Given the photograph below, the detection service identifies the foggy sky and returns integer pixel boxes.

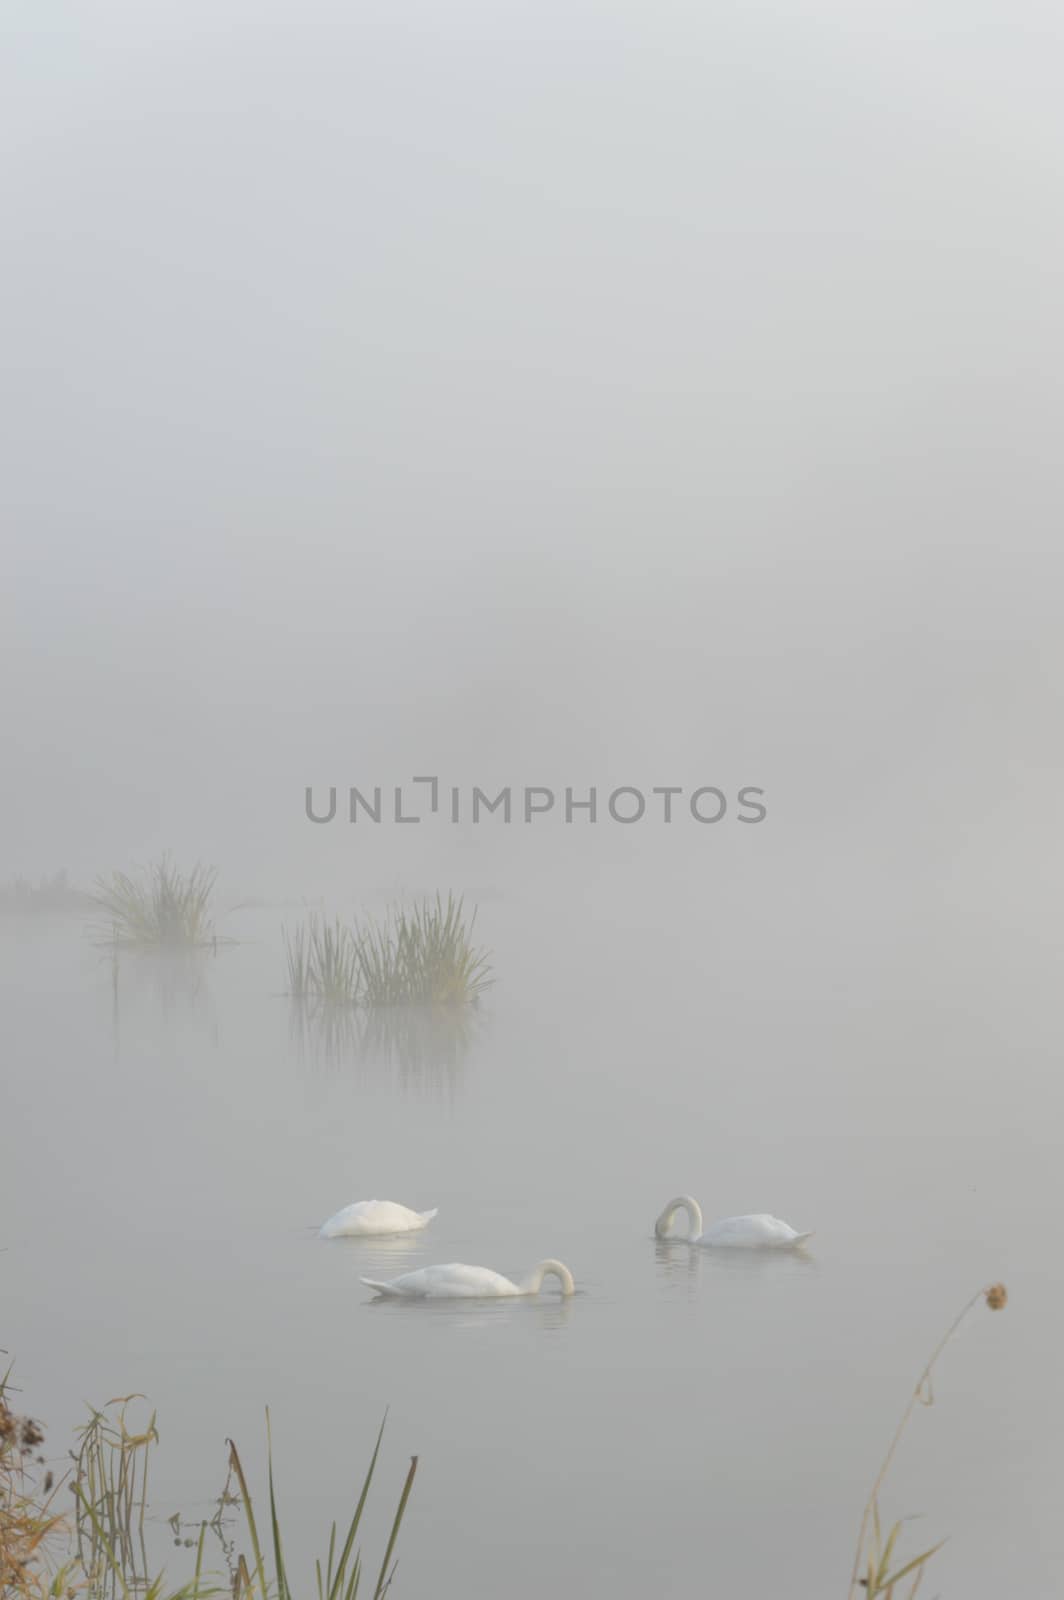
[3,0,1062,909]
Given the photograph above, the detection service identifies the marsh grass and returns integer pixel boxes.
[848,1282,1009,1597]
[2,1377,416,1600]
[92,858,218,949]
[284,920,359,1004]
[71,1395,158,1597]
[229,1413,416,1600]
[358,897,492,1007]
[283,895,492,1011]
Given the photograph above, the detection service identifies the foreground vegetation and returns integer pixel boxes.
[3,1281,1006,1597]
[849,1281,1008,1597]
[284,894,492,1009]
[1,1377,415,1600]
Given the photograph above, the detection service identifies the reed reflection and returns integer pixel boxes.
[288,997,482,1096]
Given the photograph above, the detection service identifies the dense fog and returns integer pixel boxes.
[4,0,1061,913]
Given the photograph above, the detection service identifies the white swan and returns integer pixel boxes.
[319,1200,438,1239]
[654,1195,813,1249]
[361,1259,575,1299]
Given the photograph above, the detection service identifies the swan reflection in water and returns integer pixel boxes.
[365,1285,576,1334]
[654,1236,817,1274]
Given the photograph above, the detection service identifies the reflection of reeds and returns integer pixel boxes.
[93,857,217,949]
[288,996,363,1066]
[848,1282,1009,1598]
[358,1004,480,1093]
[289,998,480,1093]
[283,895,492,1009]
[107,943,217,1061]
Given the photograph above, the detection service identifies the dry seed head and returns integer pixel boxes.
[985,1282,1008,1310]
[19,1419,44,1449]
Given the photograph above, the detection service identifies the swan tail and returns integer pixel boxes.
[419,1208,439,1224]
[360,1277,400,1297]
[791,1231,815,1247]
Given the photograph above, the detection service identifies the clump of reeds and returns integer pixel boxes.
[71,1394,159,1597]
[359,896,493,1007]
[284,917,359,1004]
[849,1282,1009,1597]
[284,895,492,1010]
[93,857,217,948]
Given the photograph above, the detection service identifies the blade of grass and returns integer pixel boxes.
[226,1440,267,1600]
[326,1414,388,1600]
[371,1455,417,1600]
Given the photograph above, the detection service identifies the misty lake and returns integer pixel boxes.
[5,1,1063,1593]
[2,873,1056,1597]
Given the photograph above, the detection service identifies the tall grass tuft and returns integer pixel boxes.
[93,857,217,948]
[283,922,313,1000]
[308,919,360,1005]
[71,1394,159,1597]
[358,896,493,1007]
[281,896,489,1004]
[229,1412,416,1600]
[284,919,360,1004]
[284,895,492,1010]
[848,1281,1009,1598]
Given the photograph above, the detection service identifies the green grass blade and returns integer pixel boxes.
[372,1454,418,1600]
[227,1438,268,1600]
[326,1414,388,1600]
[880,1538,948,1590]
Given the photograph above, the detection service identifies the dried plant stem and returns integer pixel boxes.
[847,1285,997,1598]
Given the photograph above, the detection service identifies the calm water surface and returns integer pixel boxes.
[2,883,1058,1596]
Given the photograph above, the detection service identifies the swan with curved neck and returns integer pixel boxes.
[361,1259,576,1299]
[655,1195,813,1249]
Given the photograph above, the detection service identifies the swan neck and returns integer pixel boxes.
[522,1259,575,1296]
[656,1195,704,1239]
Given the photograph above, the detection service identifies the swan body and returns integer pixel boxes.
[654,1195,812,1249]
[319,1200,438,1239]
[361,1259,575,1299]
